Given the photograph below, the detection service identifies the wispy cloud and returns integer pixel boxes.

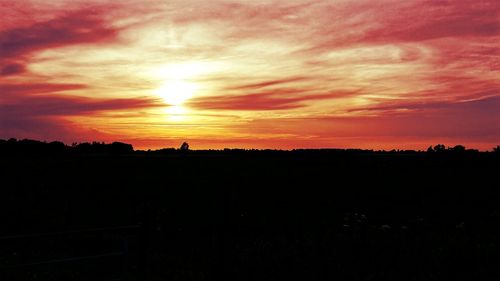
[225,77,308,91]
[0,5,122,77]
[189,89,359,111]
[0,83,86,96]
[0,11,118,58]
[0,95,162,117]
[0,94,163,142]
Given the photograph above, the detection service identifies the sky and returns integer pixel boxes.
[1,0,499,150]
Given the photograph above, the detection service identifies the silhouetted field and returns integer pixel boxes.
[1,139,500,281]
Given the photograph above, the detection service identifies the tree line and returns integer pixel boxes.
[1,138,499,155]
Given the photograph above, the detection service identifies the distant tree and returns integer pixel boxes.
[467,148,480,154]
[494,146,500,153]
[427,146,435,153]
[110,142,134,153]
[74,142,91,153]
[180,142,190,151]
[433,144,446,152]
[450,145,466,153]
[157,148,176,154]
[48,141,66,153]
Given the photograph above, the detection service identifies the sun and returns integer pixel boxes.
[151,61,218,121]
[156,79,198,106]
[152,61,211,107]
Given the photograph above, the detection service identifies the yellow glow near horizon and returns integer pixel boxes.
[164,104,189,122]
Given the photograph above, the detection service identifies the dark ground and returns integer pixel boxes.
[1,140,500,280]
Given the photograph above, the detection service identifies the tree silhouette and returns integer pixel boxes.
[180,142,190,151]
[451,145,466,152]
[494,146,500,153]
[433,144,446,152]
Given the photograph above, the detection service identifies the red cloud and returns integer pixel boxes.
[0,93,163,143]
[0,63,25,76]
[298,0,500,55]
[0,94,162,117]
[375,0,500,42]
[0,14,116,58]
[0,83,87,96]
[0,5,122,76]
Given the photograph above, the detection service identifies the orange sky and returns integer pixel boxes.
[1,0,499,150]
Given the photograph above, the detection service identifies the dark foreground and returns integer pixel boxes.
[1,143,500,280]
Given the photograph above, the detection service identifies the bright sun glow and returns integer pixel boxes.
[156,79,198,106]
[152,61,214,121]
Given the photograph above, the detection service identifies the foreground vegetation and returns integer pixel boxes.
[1,139,500,280]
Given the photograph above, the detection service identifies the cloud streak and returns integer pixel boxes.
[0,83,86,96]
[0,94,163,143]
[189,88,359,111]
[0,4,122,78]
[0,95,162,117]
[0,12,117,59]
